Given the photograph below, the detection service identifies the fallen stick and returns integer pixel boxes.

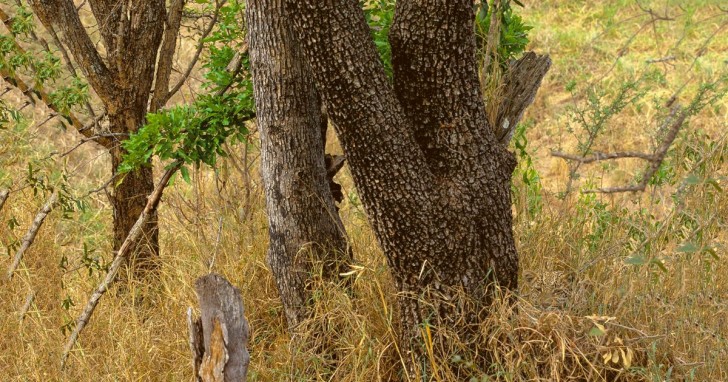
[19,290,36,322]
[60,161,182,369]
[7,191,59,281]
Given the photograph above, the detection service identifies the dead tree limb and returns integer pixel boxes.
[60,160,183,369]
[552,105,688,194]
[19,290,36,322]
[188,273,250,382]
[7,191,59,281]
[495,52,552,144]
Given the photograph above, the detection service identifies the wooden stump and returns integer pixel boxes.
[188,273,250,382]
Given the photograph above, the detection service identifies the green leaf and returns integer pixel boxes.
[625,255,646,266]
[676,242,699,253]
[589,325,606,336]
[180,165,191,184]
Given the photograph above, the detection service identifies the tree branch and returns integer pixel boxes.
[28,0,117,102]
[553,106,688,194]
[0,6,104,134]
[164,0,224,106]
[0,189,9,213]
[0,66,112,147]
[60,160,182,369]
[6,191,59,281]
[151,0,185,112]
[495,52,552,144]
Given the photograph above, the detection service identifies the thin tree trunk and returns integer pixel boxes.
[246,0,350,329]
[28,0,168,279]
[110,142,158,273]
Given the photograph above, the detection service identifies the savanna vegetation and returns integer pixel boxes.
[0,0,726,381]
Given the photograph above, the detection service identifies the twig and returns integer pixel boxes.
[7,191,59,280]
[551,150,655,163]
[646,55,676,64]
[552,105,689,194]
[60,160,183,369]
[164,0,225,106]
[19,290,36,322]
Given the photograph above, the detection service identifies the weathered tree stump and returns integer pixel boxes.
[188,273,250,382]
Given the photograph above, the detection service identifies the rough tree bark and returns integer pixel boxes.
[27,0,185,275]
[276,0,548,369]
[246,0,350,329]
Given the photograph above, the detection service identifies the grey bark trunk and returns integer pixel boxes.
[246,0,350,329]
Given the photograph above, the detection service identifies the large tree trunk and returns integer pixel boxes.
[29,0,171,278]
[282,0,547,371]
[246,0,350,329]
[110,139,158,273]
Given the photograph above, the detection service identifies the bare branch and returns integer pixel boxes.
[61,160,183,369]
[495,52,552,144]
[151,0,186,112]
[27,0,118,101]
[7,191,59,280]
[556,106,689,194]
[647,55,676,64]
[19,290,36,322]
[164,0,224,105]
[551,150,655,164]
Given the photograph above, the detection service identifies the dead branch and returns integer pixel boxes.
[553,106,688,194]
[496,52,552,144]
[60,160,183,369]
[151,0,186,112]
[164,0,225,106]
[551,150,655,163]
[6,191,59,280]
[19,290,36,322]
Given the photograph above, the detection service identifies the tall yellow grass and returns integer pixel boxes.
[1,0,726,380]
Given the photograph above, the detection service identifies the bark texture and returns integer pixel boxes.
[189,274,251,382]
[27,0,182,275]
[281,0,547,367]
[246,0,350,329]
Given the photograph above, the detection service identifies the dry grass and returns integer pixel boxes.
[1,0,727,381]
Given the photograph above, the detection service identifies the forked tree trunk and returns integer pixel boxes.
[280,0,548,370]
[28,0,177,277]
[246,0,350,329]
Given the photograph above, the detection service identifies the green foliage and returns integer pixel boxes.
[475,0,532,69]
[511,119,542,218]
[363,0,395,78]
[120,91,254,175]
[120,0,254,179]
[49,76,89,115]
[8,5,34,37]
